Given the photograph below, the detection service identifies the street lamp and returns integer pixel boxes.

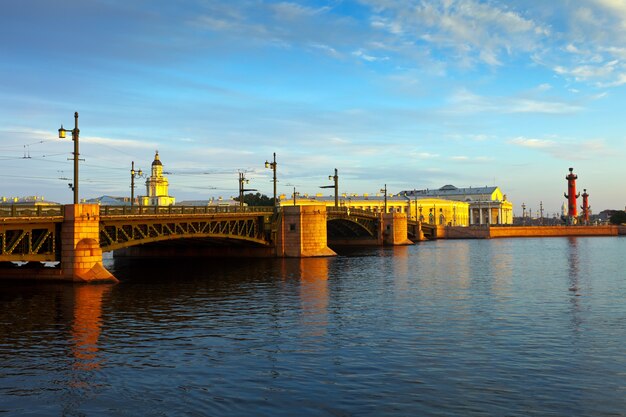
[58,112,80,204]
[320,168,339,208]
[292,187,300,206]
[380,184,387,213]
[238,172,257,209]
[130,161,144,207]
[264,153,277,212]
[522,202,526,225]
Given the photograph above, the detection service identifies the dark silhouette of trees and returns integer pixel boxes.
[234,192,273,207]
[609,211,626,224]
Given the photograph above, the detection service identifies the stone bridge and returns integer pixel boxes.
[1,204,413,283]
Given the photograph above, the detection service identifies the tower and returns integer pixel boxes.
[564,167,580,224]
[141,151,175,206]
[581,189,590,225]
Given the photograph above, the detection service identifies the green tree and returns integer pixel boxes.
[609,211,626,224]
[234,192,274,207]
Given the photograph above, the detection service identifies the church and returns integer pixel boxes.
[140,151,175,206]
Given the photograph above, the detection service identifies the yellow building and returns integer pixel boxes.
[279,184,513,226]
[140,151,175,206]
[402,185,513,225]
[279,193,471,226]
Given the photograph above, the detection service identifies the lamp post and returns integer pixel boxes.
[58,112,80,204]
[293,187,300,206]
[264,153,277,212]
[238,172,257,209]
[539,201,544,225]
[380,184,387,213]
[330,168,338,208]
[130,161,143,207]
[320,168,339,208]
[522,202,526,225]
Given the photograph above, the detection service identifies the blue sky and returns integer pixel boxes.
[1,0,625,215]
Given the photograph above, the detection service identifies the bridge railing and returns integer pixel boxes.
[0,205,64,218]
[99,205,275,216]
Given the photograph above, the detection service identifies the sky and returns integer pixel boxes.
[1,0,625,215]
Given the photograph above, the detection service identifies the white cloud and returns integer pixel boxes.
[509,135,610,160]
[361,0,548,67]
[444,88,582,115]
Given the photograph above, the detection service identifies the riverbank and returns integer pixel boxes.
[439,224,625,239]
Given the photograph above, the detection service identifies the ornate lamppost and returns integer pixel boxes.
[320,168,339,208]
[380,184,387,213]
[238,172,257,209]
[58,112,80,204]
[264,153,277,212]
[130,161,144,207]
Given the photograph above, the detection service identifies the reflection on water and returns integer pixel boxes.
[295,258,329,337]
[2,237,626,416]
[71,285,109,372]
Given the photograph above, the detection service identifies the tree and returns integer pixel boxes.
[233,192,273,207]
[609,211,626,224]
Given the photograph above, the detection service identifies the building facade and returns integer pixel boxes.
[140,151,175,206]
[279,193,471,226]
[402,185,513,225]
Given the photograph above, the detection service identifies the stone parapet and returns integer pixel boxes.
[444,225,619,239]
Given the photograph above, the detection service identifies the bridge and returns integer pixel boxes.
[0,204,414,283]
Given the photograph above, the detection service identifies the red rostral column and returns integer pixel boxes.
[581,189,590,224]
[564,167,580,224]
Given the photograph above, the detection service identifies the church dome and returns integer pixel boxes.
[152,151,162,166]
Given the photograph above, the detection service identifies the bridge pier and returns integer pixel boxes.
[380,213,414,246]
[277,206,336,257]
[60,204,117,283]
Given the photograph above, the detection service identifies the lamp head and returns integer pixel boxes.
[265,161,270,169]
[58,126,66,139]
[138,169,143,176]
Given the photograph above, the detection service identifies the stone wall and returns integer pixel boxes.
[61,204,117,282]
[381,213,413,245]
[277,205,336,257]
[444,225,619,239]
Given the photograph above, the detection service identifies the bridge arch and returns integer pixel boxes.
[99,215,271,252]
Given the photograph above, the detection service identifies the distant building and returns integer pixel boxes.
[139,151,175,206]
[176,198,241,207]
[400,185,514,225]
[85,196,130,206]
[278,192,471,226]
[0,196,58,205]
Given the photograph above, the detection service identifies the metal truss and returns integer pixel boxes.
[99,214,272,251]
[327,207,378,237]
[0,221,59,261]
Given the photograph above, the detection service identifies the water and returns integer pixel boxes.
[1,237,626,416]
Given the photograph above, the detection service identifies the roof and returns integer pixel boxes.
[152,151,162,166]
[401,185,499,198]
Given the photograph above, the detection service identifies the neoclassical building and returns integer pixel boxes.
[279,193,471,226]
[140,151,175,206]
[402,185,513,225]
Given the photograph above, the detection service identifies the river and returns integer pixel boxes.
[1,237,625,416]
